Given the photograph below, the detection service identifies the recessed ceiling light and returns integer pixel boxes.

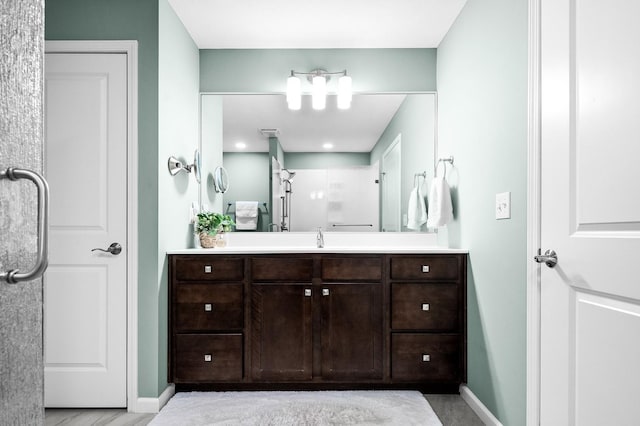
[235,142,247,149]
[322,143,334,149]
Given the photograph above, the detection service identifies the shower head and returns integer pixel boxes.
[281,169,296,183]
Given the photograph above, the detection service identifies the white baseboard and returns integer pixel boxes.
[460,384,503,426]
[132,384,175,414]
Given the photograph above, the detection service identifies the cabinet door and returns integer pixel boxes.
[320,283,383,380]
[251,283,313,380]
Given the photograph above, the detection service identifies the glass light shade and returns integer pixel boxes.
[337,75,352,109]
[286,75,301,110]
[312,75,327,110]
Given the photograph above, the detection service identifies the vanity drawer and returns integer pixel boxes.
[321,257,382,281]
[175,284,243,331]
[390,256,460,281]
[251,257,313,281]
[391,283,458,330]
[174,256,244,281]
[174,334,243,382]
[391,334,460,381]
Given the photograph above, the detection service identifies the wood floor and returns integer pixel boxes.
[45,394,484,426]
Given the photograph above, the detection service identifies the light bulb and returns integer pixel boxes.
[286,74,301,110]
[337,74,352,109]
[312,75,327,110]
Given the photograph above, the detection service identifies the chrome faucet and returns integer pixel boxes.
[316,227,324,248]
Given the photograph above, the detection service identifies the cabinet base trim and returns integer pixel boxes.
[459,384,503,426]
[133,384,175,413]
[175,383,461,393]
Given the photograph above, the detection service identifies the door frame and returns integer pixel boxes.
[44,40,139,412]
[526,0,542,425]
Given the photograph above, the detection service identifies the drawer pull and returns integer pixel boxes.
[204,303,213,312]
[204,354,213,362]
[422,265,430,273]
[422,354,431,362]
[322,288,330,296]
[421,303,430,311]
[204,265,212,273]
[304,289,312,297]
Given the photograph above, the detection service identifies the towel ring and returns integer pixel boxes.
[413,171,427,187]
[436,156,454,178]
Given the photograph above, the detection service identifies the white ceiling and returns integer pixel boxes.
[168,0,467,49]
[170,0,466,153]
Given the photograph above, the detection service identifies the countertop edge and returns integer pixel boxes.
[167,247,469,254]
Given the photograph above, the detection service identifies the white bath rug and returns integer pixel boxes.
[150,390,442,426]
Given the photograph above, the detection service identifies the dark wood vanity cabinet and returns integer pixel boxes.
[389,255,466,387]
[250,256,382,382]
[168,252,466,392]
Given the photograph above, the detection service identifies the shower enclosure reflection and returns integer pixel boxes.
[272,159,379,232]
[278,167,295,231]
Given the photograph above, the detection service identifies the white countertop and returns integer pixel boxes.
[167,232,468,255]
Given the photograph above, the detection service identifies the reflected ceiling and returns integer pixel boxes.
[220,94,407,153]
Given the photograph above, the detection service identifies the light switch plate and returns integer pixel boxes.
[496,192,511,219]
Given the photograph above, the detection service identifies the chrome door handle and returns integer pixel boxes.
[534,249,557,268]
[0,168,50,283]
[92,242,122,255]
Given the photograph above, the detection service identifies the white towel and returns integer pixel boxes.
[426,176,453,228]
[407,186,427,230]
[235,201,259,230]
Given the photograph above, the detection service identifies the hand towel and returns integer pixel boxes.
[426,176,453,228]
[407,186,428,230]
[235,201,259,230]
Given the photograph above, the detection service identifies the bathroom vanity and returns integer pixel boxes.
[167,242,466,393]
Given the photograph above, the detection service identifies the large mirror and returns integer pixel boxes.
[200,92,436,232]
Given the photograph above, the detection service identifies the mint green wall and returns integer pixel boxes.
[371,94,436,232]
[222,153,270,231]
[437,0,528,424]
[158,0,199,395]
[45,0,162,398]
[200,49,436,93]
[284,152,370,169]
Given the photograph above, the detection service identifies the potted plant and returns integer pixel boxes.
[195,211,234,248]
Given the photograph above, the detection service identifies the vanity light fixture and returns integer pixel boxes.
[286,69,352,111]
[322,142,334,150]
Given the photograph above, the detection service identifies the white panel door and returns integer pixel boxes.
[44,53,127,407]
[540,0,640,424]
[381,135,401,232]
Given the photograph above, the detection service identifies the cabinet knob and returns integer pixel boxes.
[422,265,430,273]
[322,288,330,296]
[304,289,312,297]
[422,354,431,362]
[204,303,213,312]
[421,303,430,311]
[204,265,212,273]
[204,354,213,362]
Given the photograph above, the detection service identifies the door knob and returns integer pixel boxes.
[534,249,557,268]
[92,242,122,255]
